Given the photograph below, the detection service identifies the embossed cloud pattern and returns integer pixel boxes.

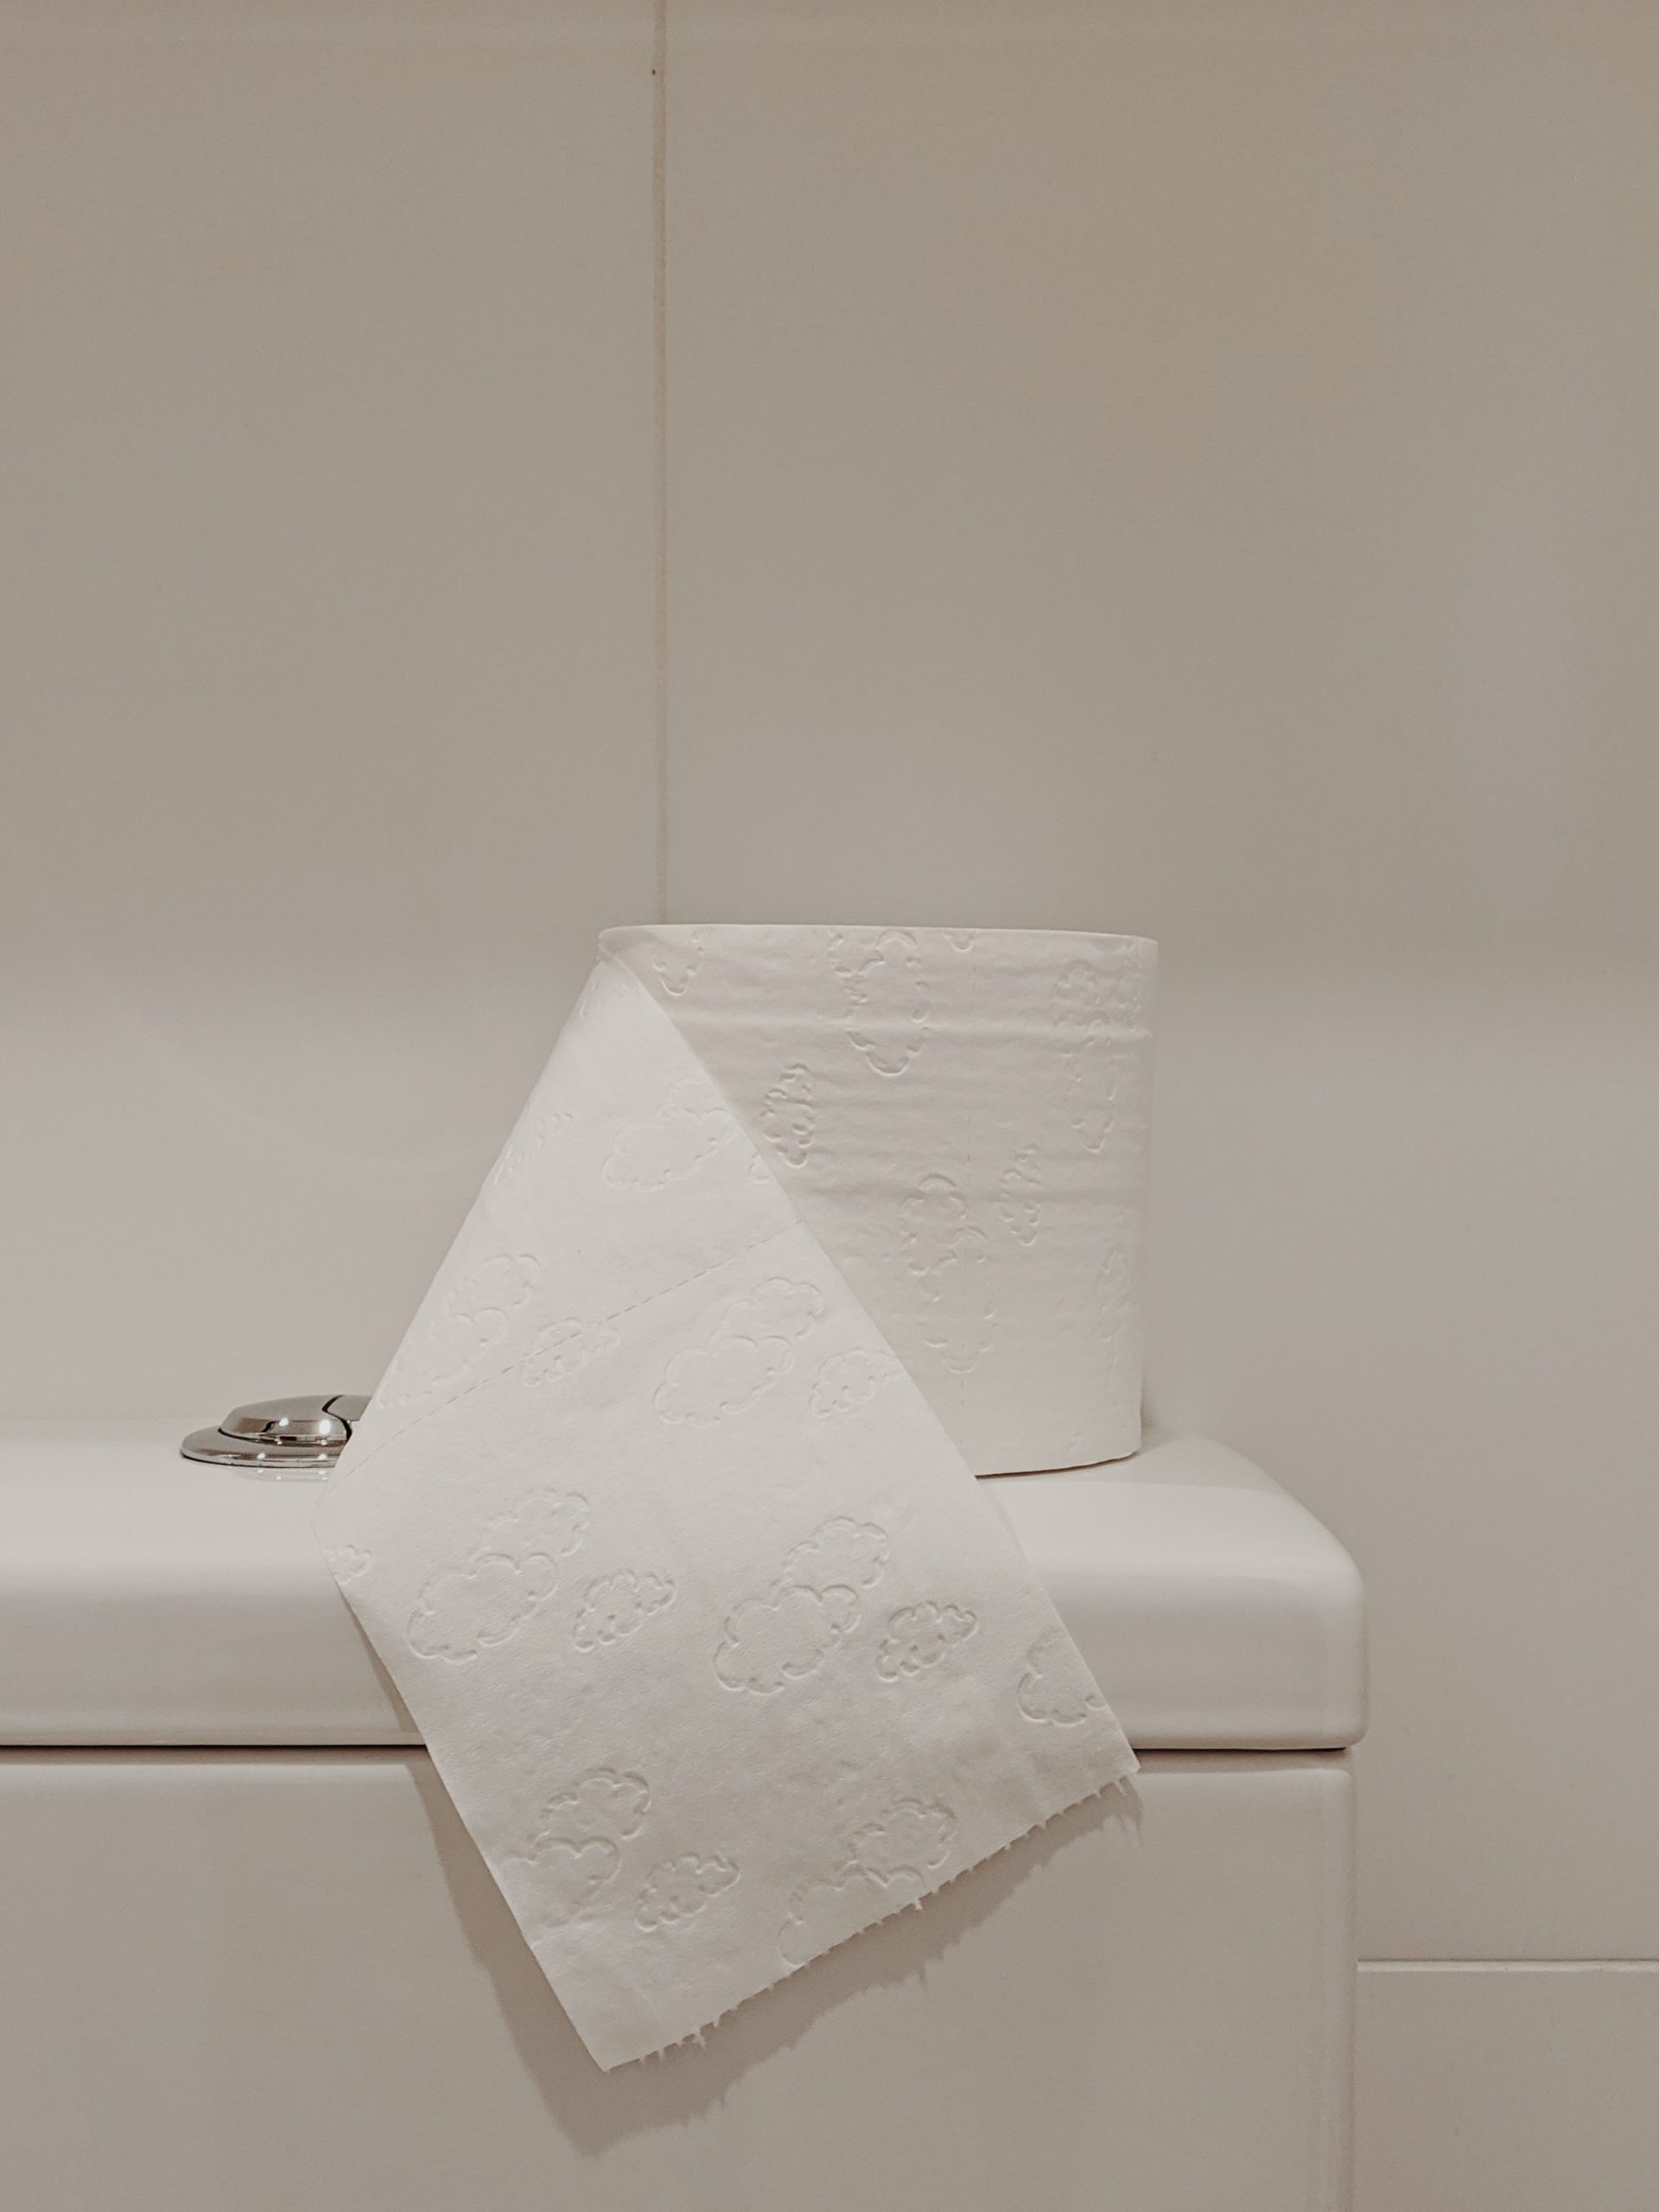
[624,925,1156,1475]
[318,926,1147,2070]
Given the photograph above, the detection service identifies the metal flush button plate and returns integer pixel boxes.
[181,1394,370,1478]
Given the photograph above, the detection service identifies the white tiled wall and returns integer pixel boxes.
[3,3,1656,2205]
[0,0,660,1412]
[1357,1965,1659,2209]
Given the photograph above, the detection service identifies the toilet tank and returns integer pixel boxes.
[0,1420,1363,2212]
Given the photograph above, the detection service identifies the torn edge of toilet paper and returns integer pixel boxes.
[315,951,1136,2069]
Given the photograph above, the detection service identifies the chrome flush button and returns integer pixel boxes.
[181,1394,371,1478]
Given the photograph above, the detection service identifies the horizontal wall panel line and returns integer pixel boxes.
[1363,1959,1659,1973]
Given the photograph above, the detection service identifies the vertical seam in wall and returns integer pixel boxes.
[652,0,670,924]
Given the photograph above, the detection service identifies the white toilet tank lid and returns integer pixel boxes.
[0,1423,1364,1752]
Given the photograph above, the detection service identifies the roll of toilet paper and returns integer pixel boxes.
[317,925,1152,2070]
[605,926,1155,1473]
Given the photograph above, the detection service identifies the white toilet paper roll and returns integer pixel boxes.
[318,925,1152,2069]
[605,925,1155,1472]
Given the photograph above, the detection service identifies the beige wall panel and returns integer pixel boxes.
[0,2,660,1414]
[1357,1963,1659,2212]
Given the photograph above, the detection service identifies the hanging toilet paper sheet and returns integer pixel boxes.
[317,925,1154,2069]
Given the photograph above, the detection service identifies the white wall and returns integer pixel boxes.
[3,4,1656,2203]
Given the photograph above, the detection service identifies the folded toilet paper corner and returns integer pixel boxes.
[315,925,1154,2069]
